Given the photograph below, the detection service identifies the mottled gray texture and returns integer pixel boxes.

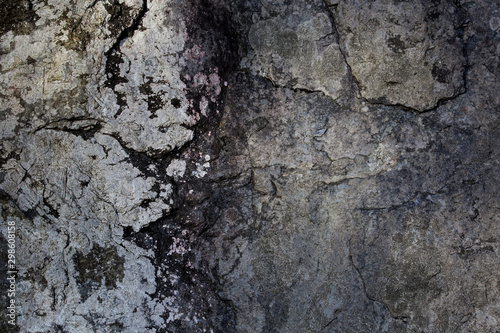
[0,0,232,331]
[201,0,500,332]
[1,0,499,332]
[332,0,467,111]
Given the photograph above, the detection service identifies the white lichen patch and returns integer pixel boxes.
[166,159,187,179]
[0,0,198,331]
[96,1,195,156]
[193,161,211,178]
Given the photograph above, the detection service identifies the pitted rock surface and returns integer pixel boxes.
[1,0,499,332]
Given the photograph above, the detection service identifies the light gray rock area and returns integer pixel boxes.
[0,0,235,332]
[0,0,499,332]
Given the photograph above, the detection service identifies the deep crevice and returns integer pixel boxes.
[104,0,148,65]
[120,0,242,331]
[34,117,103,141]
[321,0,364,99]
[103,0,148,117]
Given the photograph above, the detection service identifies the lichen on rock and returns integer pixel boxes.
[1,0,499,332]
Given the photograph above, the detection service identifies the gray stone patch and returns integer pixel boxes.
[490,16,500,31]
[73,244,125,302]
[332,0,466,111]
[242,2,348,100]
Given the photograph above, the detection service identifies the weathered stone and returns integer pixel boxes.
[242,2,349,100]
[1,0,499,332]
[332,0,466,111]
[0,0,235,331]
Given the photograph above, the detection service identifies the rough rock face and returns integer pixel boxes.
[0,0,236,331]
[1,0,499,332]
[332,0,467,111]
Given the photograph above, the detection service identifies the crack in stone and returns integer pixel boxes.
[103,0,148,114]
[321,0,364,98]
[348,253,408,324]
[321,308,341,331]
[260,75,327,96]
[453,0,471,93]
[104,0,148,62]
[34,117,103,140]
[322,0,471,113]
[87,0,101,10]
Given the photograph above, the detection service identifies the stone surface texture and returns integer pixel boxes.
[333,0,467,111]
[0,0,499,332]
